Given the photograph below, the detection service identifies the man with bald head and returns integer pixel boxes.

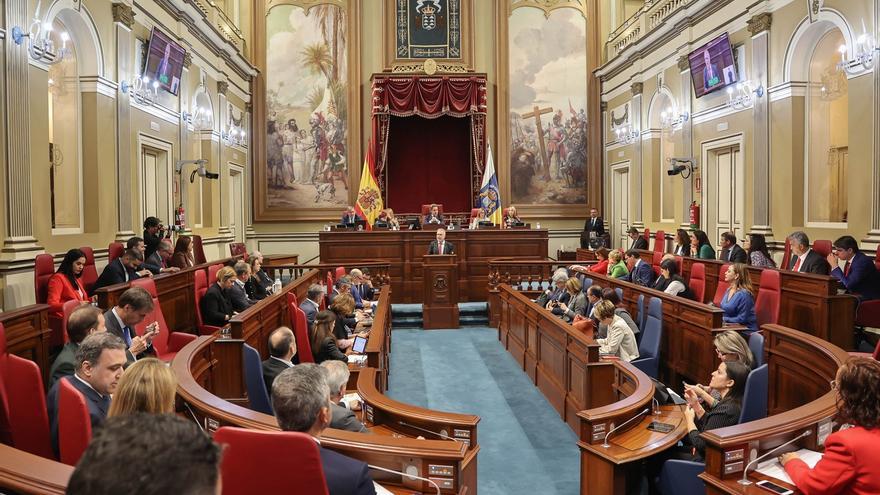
[262,326,297,395]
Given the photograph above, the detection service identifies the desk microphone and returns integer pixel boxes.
[368,464,441,495]
[603,408,650,448]
[651,397,661,415]
[738,429,812,485]
[398,421,451,440]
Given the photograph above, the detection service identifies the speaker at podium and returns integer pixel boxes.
[422,254,459,329]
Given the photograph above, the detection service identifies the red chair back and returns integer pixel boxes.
[755,269,781,327]
[334,266,346,280]
[651,251,662,275]
[470,208,481,222]
[214,427,329,495]
[326,272,334,291]
[674,256,683,274]
[58,379,92,465]
[61,300,87,345]
[812,240,832,259]
[780,237,792,271]
[34,254,55,304]
[712,263,732,306]
[502,207,511,218]
[194,270,221,336]
[107,242,125,263]
[191,235,207,265]
[643,228,651,242]
[78,247,98,294]
[130,278,196,360]
[208,264,223,284]
[229,243,248,261]
[285,293,314,363]
[653,230,665,252]
[875,246,880,271]
[689,263,706,303]
[856,300,880,329]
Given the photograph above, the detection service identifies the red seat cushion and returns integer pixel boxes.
[689,263,706,303]
[58,379,92,465]
[712,263,732,306]
[78,247,98,295]
[34,254,56,304]
[107,242,124,263]
[130,278,196,360]
[755,269,781,327]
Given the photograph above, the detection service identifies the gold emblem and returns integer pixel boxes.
[424,59,438,75]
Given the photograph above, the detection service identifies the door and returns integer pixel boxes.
[611,164,630,249]
[705,145,744,248]
[229,165,245,243]
[141,146,171,223]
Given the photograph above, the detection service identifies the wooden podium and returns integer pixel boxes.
[422,254,460,329]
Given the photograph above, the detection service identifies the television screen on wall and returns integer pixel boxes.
[143,28,186,96]
[688,33,738,98]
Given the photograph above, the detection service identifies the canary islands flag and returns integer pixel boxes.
[355,138,383,230]
[479,143,502,225]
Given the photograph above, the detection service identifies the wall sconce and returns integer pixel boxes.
[222,126,246,147]
[182,105,213,132]
[11,1,71,66]
[120,75,160,106]
[660,108,689,129]
[614,125,639,144]
[837,21,877,75]
[726,80,764,110]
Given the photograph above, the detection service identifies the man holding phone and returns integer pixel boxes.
[103,287,159,365]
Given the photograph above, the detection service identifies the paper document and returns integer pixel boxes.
[373,482,394,495]
[341,392,362,409]
[755,448,823,484]
[348,354,368,365]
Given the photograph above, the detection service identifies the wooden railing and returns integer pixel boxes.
[0,304,51,385]
[261,261,392,288]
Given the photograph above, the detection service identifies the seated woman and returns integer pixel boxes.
[607,250,629,279]
[673,229,690,256]
[691,230,716,259]
[310,310,348,363]
[594,288,640,339]
[589,248,610,274]
[745,233,776,268]
[469,208,489,229]
[107,358,177,417]
[47,249,92,321]
[593,300,639,361]
[720,263,758,333]
[683,360,749,458]
[687,330,755,403]
[535,269,571,308]
[329,293,361,350]
[503,206,522,227]
[780,357,880,495]
[557,278,587,322]
[658,258,694,299]
[170,235,195,269]
[245,252,274,301]
[200,266,235,327]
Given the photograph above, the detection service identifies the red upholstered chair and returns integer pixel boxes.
[502,207,511,218]
[0,323,53,459]
[107,242,125,263]
[779,237,792,271]
[61,300,87,345]
[78,247,98,295]
[874,337,880,361]
[689,263,706,303]
[286,293,314,363]
[712,263,732,306]
[34,254,56,304]
[674,256,683,274]
[651,251,662,275]
[643,228,651,243]
[57,379,92,465]
[191,235,207,265]
[194,270,222,336]
[334,266,346,280]
[754,269,781,327]
[856,300,880,339]
[653,230,666,252]
[229,243,248,261]
[214,427,329,495]
[874,245,880,271]
[812,240,832,259]
[130,278,197,361]
[208,264,223,285]
[421,204,444,217]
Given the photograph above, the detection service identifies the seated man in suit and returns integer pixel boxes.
[229,261,256,312]
[535,269,572,309]
[92,249,151,293]
[341,206,362,227]
[627,227,648,250]
[262,327,296,395]
[145,240,179,275]
[827,235,880,300]
[423,204,444,225]
[428,228,454,255]
[300,284,324,329]
[351,269,375,302]
[49,305,106,388]
[103,287,158,365]
[581,207,605,248]
[719,232,748,263]
[128,236,177,275]
[272,364,377,495]
[625,250,653,286]
[46,332,127,456]
[321,360,367,433]
[788,231,830,275]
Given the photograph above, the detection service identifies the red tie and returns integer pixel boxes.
[439,243,444,255]
[843,261,850,276]
[792,257,801,272]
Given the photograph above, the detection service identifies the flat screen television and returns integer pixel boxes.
[143,28,186,96]
[688,33,737,98]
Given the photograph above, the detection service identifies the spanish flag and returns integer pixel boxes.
[355,138,383,230]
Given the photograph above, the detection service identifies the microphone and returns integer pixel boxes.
[398,421,451,440]
[738,429,812,485]
[368,464,441,495]
[603,408,651,447]
[651,396,661,415]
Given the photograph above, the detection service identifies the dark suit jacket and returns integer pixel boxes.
[630,237,649,250]
[354,283,374,302]
[318,445,376,495]
[314,336,347,364]
[831,252,880,300]
[169,252,194,269]
[47,375,111,457]
[627,260,654,286]
[48,342,78,389]
[229,281,254,312]
[300,299,320,328]
[103,308,153,364]
[720,244,748,263]
[583,216,605,236]
[423,214,444,225]
[92,259,140,293]
[143,230,163,261]
[143,251,165,274]
[341,213,363,226]
[245,270,273,301]
[201,283,234,327]
[428,240,455,255]
[332,312,351,341]
[790,250,831,275]
[261,357,292,396]
[330,402,367,433]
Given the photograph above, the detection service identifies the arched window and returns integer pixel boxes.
[806,29,848,224]
[648,90,676,222]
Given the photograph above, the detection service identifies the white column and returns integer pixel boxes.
[866,0,880,247]
[630,82,644,228]
[113,3,136,240]
[678,55,694,228]
[748,13,773,237]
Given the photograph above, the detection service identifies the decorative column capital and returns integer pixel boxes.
[245,102,253,113]
[747,13,772,35]
[677,55,690,71]
[111,3,136,29]
[217,81,229,96]
[631,82,643,96]
[600,101,607,112]
[183,51,193,69]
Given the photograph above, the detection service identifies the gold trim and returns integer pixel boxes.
[747,12,772,35]
[382,0,476,72]
[509,0,587,18]
[111,3,136,29]
[390,62,469,74]
[267,0,347,13]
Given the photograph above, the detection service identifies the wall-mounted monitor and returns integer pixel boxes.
[688,33,737,98]
[143,28,186,96]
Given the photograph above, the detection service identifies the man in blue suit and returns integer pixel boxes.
[827,236,880,301]
[300,284,323,330]
[46,332,127,457]
[625,250,653,287]
[272,364,376,495]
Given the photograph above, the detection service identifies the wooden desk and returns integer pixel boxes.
[634,249,858,350]
[0,304,51,386]
[319,229,548,303]
[422,254,460,329]
[0,443,72,494]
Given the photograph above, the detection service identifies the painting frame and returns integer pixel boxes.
[382,0,475,73]
[252,0,361,222]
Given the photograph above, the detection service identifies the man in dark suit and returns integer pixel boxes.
[341,206,362,227]
[428,228,454,255]
[349,268,375,304]
[627,227,649,250]
[625,250,653,286]
[788,231,830,275]
[262,327,296,395]
[49,305,106,388]
[229,261,256,312]
[272,364,376,495]
[719,232,748,263]
[321,360,368,433]
[300,284,323,329]
[144,240,179,275]
[423,204,444,225]
[92,249,151,293]
[581,207,605,248]
[827,236,880,300]
[46,332,127,456]
[103,287,158,365]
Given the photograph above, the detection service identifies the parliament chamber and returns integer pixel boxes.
[1,0,880,494]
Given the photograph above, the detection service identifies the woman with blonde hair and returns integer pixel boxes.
[200,266,236,326]
[607,250,629,279]
[713,330,754,368]
[108,358,177,417]
[719,263,757,333]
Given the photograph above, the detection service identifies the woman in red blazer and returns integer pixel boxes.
[589,248,610,274]
[780,357,880,494]
[46,249,91,319]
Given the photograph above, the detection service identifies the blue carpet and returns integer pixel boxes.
[387,327,580,495]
